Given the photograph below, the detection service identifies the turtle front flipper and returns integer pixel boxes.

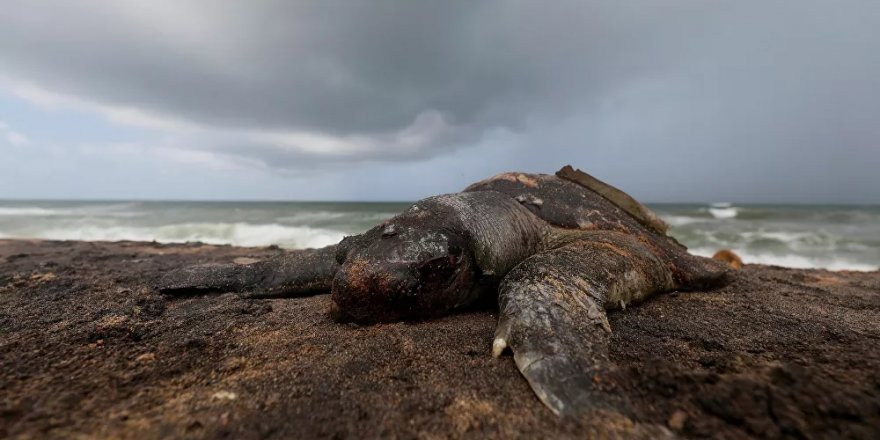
[492,232,676,416]
[157,245,339,298]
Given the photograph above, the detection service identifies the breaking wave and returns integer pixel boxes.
[32,222,347,249]
[688,247,877,272]
[1,200,878,271]
[0,207,64,216]
[0,203,144,218]
[664,215,705,227]
[655,203,880,272]
[708,202,738,219]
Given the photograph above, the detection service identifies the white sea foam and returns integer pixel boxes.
[742,231,815,243]
[2,201,879,272]
[664,215,706,227]
[0,204,144,218]
[0,207,65,216]
[690,247,877,272]
[708,204,738,219]
[31,222,346,249]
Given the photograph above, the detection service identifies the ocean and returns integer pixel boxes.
[0,200,877,271]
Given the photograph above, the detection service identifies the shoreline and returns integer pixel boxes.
[2,239,879,438]
[2,199,879,273]
[3,236,877,273]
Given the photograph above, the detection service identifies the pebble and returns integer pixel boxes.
[135,352,156,362]
[668,410,688,431]
[212,391,238,401]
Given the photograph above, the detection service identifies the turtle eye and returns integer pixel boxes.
[448,245,462,256]
[381,224,397,238]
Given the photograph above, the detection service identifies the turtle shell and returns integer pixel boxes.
[463,169,666,238]
[460,167,727,288]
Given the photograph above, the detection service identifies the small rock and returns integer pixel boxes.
[135,352,156,362]
[29,272,56,283]
[212,391,238,401]
[97,314,128,328]
[216,357,246,372]
[668,410,688,431]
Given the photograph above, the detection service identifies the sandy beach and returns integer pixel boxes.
[2,239,879,439]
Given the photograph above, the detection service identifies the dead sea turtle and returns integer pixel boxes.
[158,165,731,416]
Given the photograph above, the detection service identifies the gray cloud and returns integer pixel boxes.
[0,1,878,201]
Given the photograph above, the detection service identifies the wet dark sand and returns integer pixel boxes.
[1,239,879,439]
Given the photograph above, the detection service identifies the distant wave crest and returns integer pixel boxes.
[664,215,705,227]
[34,222,346,249]
[0,204,144,218]
[708,202,738,219]
[3,201,879,272]
[0,207,64,216]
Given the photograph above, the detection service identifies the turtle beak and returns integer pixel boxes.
[331,258,422,323]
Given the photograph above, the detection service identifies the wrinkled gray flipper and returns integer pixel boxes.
[492,232,675,416]
[157,245,339,298]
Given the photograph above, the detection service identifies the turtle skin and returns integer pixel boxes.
[157,165,730,417]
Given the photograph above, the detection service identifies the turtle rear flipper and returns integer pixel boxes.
[157,245,339,298]
[493,232,675,416]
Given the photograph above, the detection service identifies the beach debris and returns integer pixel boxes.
[712,249,744,269]
[212,391,238,401]
[668,410,688,431]
[135,352,156,362]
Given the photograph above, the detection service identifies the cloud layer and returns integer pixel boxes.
[1,1,878,201]
[0,120,29,147]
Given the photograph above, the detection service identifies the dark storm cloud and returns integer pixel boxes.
[0,1,878,201]
[0,2,729,143]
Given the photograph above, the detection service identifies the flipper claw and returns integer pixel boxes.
[492,337,508,358]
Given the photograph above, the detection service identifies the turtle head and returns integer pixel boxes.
[331,223,480,323]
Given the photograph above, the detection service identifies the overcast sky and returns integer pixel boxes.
[0,1,877,203]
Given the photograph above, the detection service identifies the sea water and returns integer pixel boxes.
[0,200,877,271]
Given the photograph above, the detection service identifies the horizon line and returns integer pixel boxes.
[0,197,878,207]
